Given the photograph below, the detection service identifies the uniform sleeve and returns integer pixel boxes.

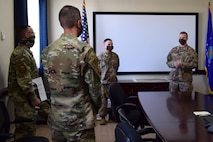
[41,47,49,77]
[166,51,175,68]
[181,50,198,69]
[84,48,102,109]
[116,54,120,72]
[14,54,38,102]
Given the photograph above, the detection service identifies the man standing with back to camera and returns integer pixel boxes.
[166,31,198,92]
[41,5,102,142]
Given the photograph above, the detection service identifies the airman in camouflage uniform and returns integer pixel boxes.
[41,5,102,142]
[167,31,198,92]
[98,38,119,125]
[8,25,50,140]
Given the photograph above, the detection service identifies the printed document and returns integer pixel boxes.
[32,77,47,101]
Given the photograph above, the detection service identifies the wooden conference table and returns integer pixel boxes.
[138,91,213,142]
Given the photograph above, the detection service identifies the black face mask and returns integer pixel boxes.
[107,46,113,51]
[19,37,35,48]
[179,39,186,45]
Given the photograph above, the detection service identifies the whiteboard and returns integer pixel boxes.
[93,12,198,74]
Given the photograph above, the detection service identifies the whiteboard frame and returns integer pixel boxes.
[93,12,198,74]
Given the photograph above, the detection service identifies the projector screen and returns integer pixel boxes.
[93,12,198,74]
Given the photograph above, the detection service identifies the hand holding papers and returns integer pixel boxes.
[32,77,47,101]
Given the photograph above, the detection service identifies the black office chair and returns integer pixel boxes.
[0,100,49,142]
[109,82,150,129]
[109,83,157,142]
[115,122,144,142]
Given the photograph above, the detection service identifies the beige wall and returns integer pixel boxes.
[47,0,208,69]
[0,0,212,94]
[0,0,14,88]
[47,0,211,94]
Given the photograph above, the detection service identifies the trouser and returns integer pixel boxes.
[15,121,36,140]
[98,84,108,118]
[51,128,96,142]
[14,101,50,140]
[14,102,37,140]
[169,80,193,92]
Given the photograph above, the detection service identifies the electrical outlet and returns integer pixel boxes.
[1,32,6,41]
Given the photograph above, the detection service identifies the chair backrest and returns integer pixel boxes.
[115,122,144,142]
[0,101,12,142]
[0,87,8,99]
[0,95,49,142]
[108,82,128,120]
[108,83,127,109]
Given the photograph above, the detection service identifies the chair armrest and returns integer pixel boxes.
[127,96,138,99]
[116,103,141,111]
[117,108,132,125]
[116,103,142,127]
[137,127,155,135]
[127,96,141,105]
[127,96,138,102]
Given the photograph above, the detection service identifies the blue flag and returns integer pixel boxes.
[205,3,213,94]
[81,0,89,44]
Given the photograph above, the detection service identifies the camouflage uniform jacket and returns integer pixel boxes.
[41,33,101,131]
[166,45,198,82]
[98,52,119,85]
[8,44,39,103]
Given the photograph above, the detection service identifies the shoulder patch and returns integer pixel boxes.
[16,61,27,74]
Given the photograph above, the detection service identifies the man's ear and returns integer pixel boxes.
[77,19,82,27]
[24,33,28,39]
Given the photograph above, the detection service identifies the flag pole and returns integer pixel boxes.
[209,1,212,12]
[81,0,90,44]
[206,0,213,94]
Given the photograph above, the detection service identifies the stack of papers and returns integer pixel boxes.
[193,111,211,116]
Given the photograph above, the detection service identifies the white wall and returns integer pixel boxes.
[0,0,14,88]
[47,0,211,94]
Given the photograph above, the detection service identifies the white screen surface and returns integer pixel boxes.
[93,12,198,73]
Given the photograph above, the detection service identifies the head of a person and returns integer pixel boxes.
[104,38,113,53]
[179,31,188,46]
[59,5,82,37]
[16,25,35,48]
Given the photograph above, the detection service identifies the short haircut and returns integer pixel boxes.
[16,25,31,40]
[104,38,112,43]
[59,5,81,29]
[180,31,188,38]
